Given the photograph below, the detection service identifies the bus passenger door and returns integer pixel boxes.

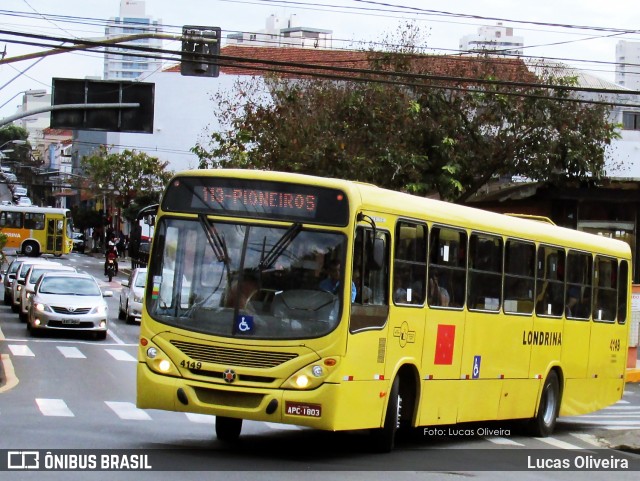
[47,218,64,255]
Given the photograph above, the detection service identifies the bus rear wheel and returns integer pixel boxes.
[21,241,40,257]
[215,416,242,442]
[529,370,560,437]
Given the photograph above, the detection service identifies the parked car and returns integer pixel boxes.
[15,196,32,206]
[12,259,56,313]
[3,172,17,183]
[71,232,85,253]
[27,272,113,340]
[19,264,77,322]
[118,267,147,323]
[13,186,27,197]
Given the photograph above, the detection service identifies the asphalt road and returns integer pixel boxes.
[0,251,639,480]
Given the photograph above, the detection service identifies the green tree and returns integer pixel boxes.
[0,125,31,163]
[80,146,173,220]
[193,28,618,202]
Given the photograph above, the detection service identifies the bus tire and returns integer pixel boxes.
[21,241,40,257]
[215,416,242,442]
[370,376,401,452]
[529,370,560,437]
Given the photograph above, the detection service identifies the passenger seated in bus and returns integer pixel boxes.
[353,270,371,304]
[393,269,423,304]
[565,287,579,317]
[428,271,450,307]
[566,286,590,319]
[320,259,356,302]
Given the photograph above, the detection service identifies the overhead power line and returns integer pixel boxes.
[2,27,639,100]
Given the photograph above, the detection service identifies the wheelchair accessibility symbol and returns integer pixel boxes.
[236,315,254,333]
[472,355,481,379]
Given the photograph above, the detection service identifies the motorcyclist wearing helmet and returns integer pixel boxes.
[105,238,119,276]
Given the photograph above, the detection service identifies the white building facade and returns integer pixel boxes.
[103,0,163,80]
[459,23,524,56]
[616,40,640,91]
[226,14,333,49]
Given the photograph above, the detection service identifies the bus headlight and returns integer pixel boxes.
[142,341,180,377]
[283,359,338,390]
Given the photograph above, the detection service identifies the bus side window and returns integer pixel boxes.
[350,226,390,332]
[535,246,565,317]
[468,233,503,311]
[504,239,535,314]
[593,255,617,322]
[0,212,6,227]
[566,251,593,320]
[393,221,427,306]
[618,260,629,324]
[428,226,467,308]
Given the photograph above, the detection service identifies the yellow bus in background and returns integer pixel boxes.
[0,205,73,257]
[137,169,631,451]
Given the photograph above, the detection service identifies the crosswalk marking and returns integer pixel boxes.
[485,436,524,446]
[105,401,151,421]
[36,398,74,417]
[8,344,34,357]
[185,413,216,424]
[265,422,302,431]
[105,349,137,362]
[535,437,584,449]
[570,433,603,447]
[57,346,86,359]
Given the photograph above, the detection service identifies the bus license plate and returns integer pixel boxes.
[62,319,80,325]
[285,402,321,418]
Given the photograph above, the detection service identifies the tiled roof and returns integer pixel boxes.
[164,46,536,83]
[42,128,73,136]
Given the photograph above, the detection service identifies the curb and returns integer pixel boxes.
[627,368,640,383]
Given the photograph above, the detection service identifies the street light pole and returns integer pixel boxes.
[0,89,47,112]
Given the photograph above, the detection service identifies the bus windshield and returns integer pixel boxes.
[147,217,349,340]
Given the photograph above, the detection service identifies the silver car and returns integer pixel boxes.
[19,264,77,322]
[11,259,55,312]
[3,256,30,304]
[27,272,113,340]
[118,267,147,323]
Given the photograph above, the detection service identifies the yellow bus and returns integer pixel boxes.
[137,169,631,451]
[0,205,74,257]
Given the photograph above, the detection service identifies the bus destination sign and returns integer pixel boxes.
[162,176,350,226]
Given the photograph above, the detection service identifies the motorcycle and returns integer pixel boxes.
[105,257,117,282]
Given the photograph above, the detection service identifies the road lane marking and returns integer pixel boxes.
[105,349,137,362]
[36,398,74,417]
[0,354,19,393]
[8,344,34,356]
[106,329,125,345]
[535,437,584,449]
[185,413,216,424]
[57,346,86,359]
[570,433,604,447]
[265,422,302,430]
[105,401,151,420]
[484,436,524,446]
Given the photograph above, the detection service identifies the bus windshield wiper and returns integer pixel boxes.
[199,214,229,264]
[259,223,302,271]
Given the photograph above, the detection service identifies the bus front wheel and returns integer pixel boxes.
[529,370,560,437]
[215,416,242,442]
[370,376,401,452]
[21,241,40,257]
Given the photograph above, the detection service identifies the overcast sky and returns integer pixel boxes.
[1,0,639,118]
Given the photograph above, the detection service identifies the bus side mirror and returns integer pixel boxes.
[144,215,155,227]
[369,238,385,271]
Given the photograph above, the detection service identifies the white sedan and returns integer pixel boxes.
[118,268,147,323]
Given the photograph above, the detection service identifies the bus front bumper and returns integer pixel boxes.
[136,362,384,431]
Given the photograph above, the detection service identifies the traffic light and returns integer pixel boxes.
[181,26,222,77]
